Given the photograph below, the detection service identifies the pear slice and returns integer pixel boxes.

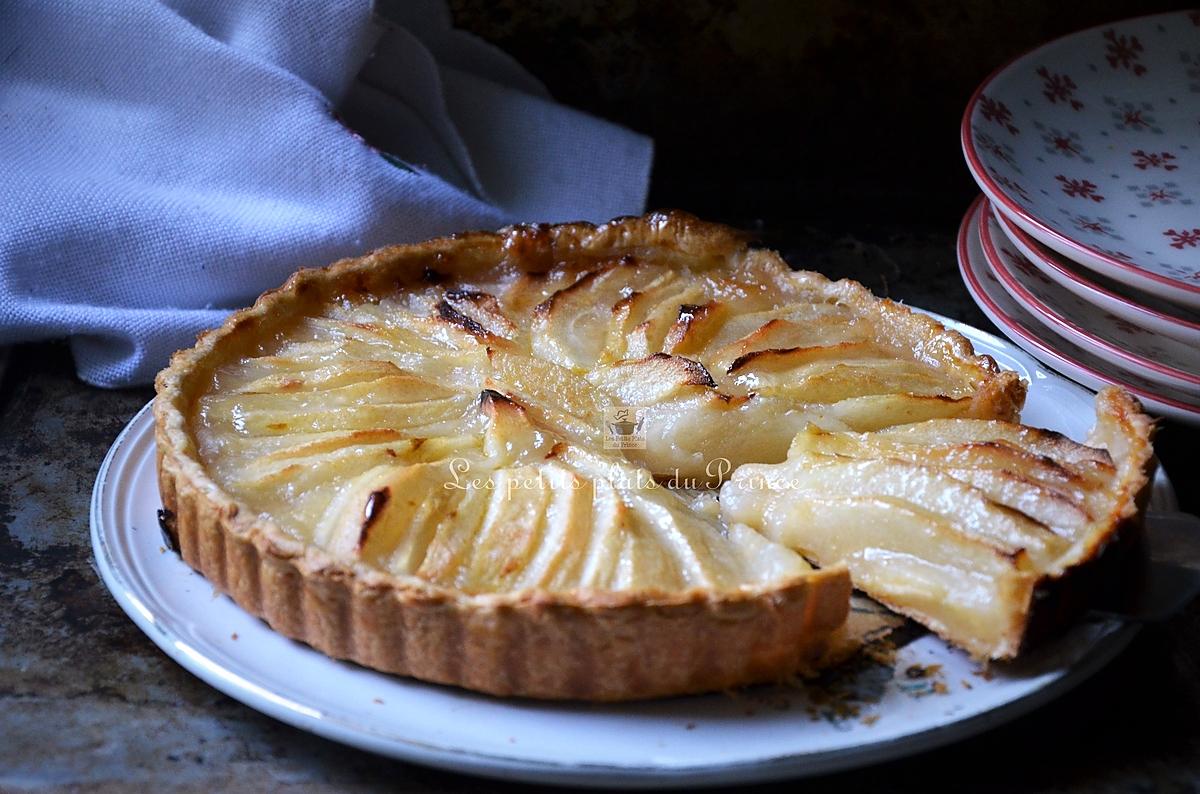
[720,387,1154,658]
[620,286,709,359]
[586,353,717,404]
[788,425,1094,529]
[531,261,662,367]
[314,460,465,565]
[601,271,684,360]
[817,393,980,431]
[661,301,728,355]
[731,358,958,399]
[233,360,404,395]
[219,393,475,437]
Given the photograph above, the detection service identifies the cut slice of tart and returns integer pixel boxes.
[720,387,1156,659]
[154,211,1027,700]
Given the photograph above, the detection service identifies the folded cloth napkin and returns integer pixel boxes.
[0,0,653,386]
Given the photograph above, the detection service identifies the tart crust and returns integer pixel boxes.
[154,211,1025,700]
[156,452,850,700]
[1013,388,1156,654]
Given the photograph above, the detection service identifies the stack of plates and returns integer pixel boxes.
[960,10,1200,426]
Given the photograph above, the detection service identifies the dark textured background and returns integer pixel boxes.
[451,0,1195,226]
[3,3,1199,790]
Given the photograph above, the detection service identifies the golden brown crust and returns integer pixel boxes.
[153,211,1026,698]
[1012,388,1156,656]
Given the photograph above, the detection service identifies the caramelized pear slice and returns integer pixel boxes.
[531,261,661,367]
[315,460,465,564]
[621,286,708,359]
[662,301,728,355]
[586,353,717,404]
[731,358,957,399]
[788,425,1094,529]
[817,393,979,431]
[218,394,475,437]
[233,360,405,395]
[720,387,1154,658]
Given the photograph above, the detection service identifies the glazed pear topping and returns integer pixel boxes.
[719,388,1151,658]
[193,242,1015,595]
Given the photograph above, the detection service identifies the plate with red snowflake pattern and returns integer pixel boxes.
[962,11,1200,310]
[991,205,1200,348]
[958,196,1200,426]
[978,202,1200,395]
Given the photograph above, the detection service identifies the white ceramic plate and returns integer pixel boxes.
[993,205,1200,347]
[962,10,1200,309]
[959,195,1200,426]
[978,201,1200,394]
[93,343,1175,787]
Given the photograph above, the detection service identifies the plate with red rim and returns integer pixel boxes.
[992,206,1200,348]
[978,201,1200,395]
[962,10,1200,309]
[959,195,1200,427]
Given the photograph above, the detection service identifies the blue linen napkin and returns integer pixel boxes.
[0,0,653,386]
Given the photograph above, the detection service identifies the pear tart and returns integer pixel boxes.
[721,387,1155,659]
[156,211,1029,700]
